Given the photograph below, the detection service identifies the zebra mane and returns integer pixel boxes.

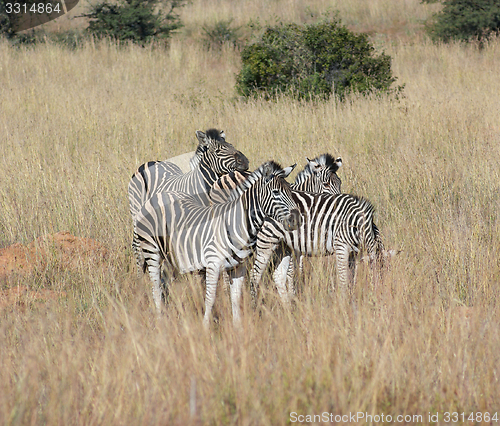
[189,128,226,169]
[205,128,225,141]
[227,161,284,202]
[294,153,340,184]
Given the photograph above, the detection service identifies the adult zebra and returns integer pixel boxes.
[128,129,249,273]
[251,192,385,303]
[127,129,247,220]
[209,153,343,296]
[134,161,301,327]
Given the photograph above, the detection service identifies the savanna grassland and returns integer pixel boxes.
[1,0,500,424]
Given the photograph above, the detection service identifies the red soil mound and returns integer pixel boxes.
[0,231,108,309]
[0,231,108,280]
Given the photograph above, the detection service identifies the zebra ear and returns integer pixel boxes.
[219,130,226,140]
[306,157,321,172]
[281,163,297,178]
[335,157,342,169]
[196,130,209,147]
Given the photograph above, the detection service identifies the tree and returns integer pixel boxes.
[425,0,500,44]
[82,0,187,44]
[236,18,403,101]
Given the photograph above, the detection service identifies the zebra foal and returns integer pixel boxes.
[134,161,301,327]
[251,192,384,302]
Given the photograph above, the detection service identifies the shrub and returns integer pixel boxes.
[82,0,187,44]
[236,18,403,101]
[202,19,242,50]
[424,0,500,44]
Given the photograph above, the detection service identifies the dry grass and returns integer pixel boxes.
[1,15,500,426]
[41,0,441,42]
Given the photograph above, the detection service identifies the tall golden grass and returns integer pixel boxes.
[1,4,500,423]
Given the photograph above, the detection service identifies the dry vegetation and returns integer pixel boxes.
[1,0,500,424]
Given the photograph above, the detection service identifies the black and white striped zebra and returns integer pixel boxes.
[293,154,342,194]
[209,153,342,203]
[127,129,247,220]
[134,161,301,327]
[128,129,249,273]
[251,192,384,303]
[209,154,343,296]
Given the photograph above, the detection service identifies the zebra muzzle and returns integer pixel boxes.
[234,151,250,171]
[284,209,301,231]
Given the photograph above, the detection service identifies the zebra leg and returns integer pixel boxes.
[251,241,280,307]
[228,264,246,327]
[335,244,353,293]
[286,253,302,299]
[132,226,146,277]
[221,270,230,293]
[286,258,295,298]
[145,249,163,313]
[273,255,291,306]
[203,266,220,329]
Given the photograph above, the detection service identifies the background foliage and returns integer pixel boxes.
[236,19,403,100]
[83,0,187,44]
[425,0,500,44]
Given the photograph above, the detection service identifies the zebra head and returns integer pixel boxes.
[195,129,249,174]
[258,161,301,231]
[295,153,342,195]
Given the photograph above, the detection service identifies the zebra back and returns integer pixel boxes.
[128,160,184,219]
[252,192,382,292]
[153,129,249,205]
[209,170,251,204]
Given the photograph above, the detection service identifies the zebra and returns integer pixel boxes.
[209,153,342,203]
[127,129,244,221]
[133,161,301,327]
[208,153,344,297]
[293,154,342,194]
[251,192,385,304]
[128,129,249,273]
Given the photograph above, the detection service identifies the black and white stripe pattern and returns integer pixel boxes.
[209,153,342,203]
[128,129,249,274]
[293,154,342,194]
[127,129,247,219]
[209,154,344,297]
[134,161,301,327]
[251,192,384,302]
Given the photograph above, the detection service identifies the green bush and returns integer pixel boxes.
[82,0,187,44]
[202,19,242,50]
[236,18,403,101]
[425,0,500,44]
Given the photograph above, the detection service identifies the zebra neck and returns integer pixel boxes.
[292,175,319,193]
[199,160,219,188]
[240,184,267,237]
[198,158,220,188]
